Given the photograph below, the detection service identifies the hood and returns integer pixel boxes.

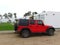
[45,25,54,28]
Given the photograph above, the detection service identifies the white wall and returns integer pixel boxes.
[34,11,60,28]
[43,11,60,28]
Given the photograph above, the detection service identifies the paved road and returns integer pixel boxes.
[0,30,60,45]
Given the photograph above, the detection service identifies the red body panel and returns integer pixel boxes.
[17,20,51,33]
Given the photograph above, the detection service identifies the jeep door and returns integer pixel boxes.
[37,20,45,32]
[29,20,37,33]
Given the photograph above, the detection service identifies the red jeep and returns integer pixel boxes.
[14,19,55,38]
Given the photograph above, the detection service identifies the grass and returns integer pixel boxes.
[0,23,14,31]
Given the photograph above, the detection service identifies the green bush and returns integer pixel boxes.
[0,23,14,31]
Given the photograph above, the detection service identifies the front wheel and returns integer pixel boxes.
[20,30,30,38]
[47,29,54,36]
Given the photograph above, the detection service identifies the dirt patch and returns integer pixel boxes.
[0,30,60,45]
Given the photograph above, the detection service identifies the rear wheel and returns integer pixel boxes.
[47,29,54,36]
[20,30,30,38]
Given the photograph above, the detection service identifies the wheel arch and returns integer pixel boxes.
[20,28,31,34]
[46,27,55,32]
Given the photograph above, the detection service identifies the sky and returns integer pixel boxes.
[0,0,60,18]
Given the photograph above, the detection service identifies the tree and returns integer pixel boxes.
[3,13,11,23]
[3,13,8,19]
[30,12,38,20]
[24,11,31,16]
[14,13,17,18]
[8,13,12,18]
[0,15,2,23]
[32,12,38,15]
[29,15,34,20]
[0,15,2,19]
[14,13,17,23]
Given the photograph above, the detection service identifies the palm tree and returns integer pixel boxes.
[14,13,17,19]
[0,15,2,19]
[24,11,31,16]
[14,13,17,23]
[32,12,38,15]
[8,13,12,18]
[3,13,8,19]
[30,12,38,19]
[8,13,13,23]
[3,13,11,23]
[0,15,2,23]
[29,15,34,20]
[24,11,31,19]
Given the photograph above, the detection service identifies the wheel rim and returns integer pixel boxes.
[22,30,29,37]
[49,29,54,35]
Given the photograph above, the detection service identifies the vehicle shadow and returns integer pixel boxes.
[31,33,48,37]
[17,33,49,38]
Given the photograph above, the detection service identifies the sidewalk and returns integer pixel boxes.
[0,30,14,33]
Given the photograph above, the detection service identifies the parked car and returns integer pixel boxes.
[14,19,55,38]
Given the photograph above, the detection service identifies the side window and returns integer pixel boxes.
[38,20,43,25]
[19,19,29,26]
[30,20,35,24]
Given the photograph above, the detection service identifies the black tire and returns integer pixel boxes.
[20,30,30,38]
[47,29,54,36]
